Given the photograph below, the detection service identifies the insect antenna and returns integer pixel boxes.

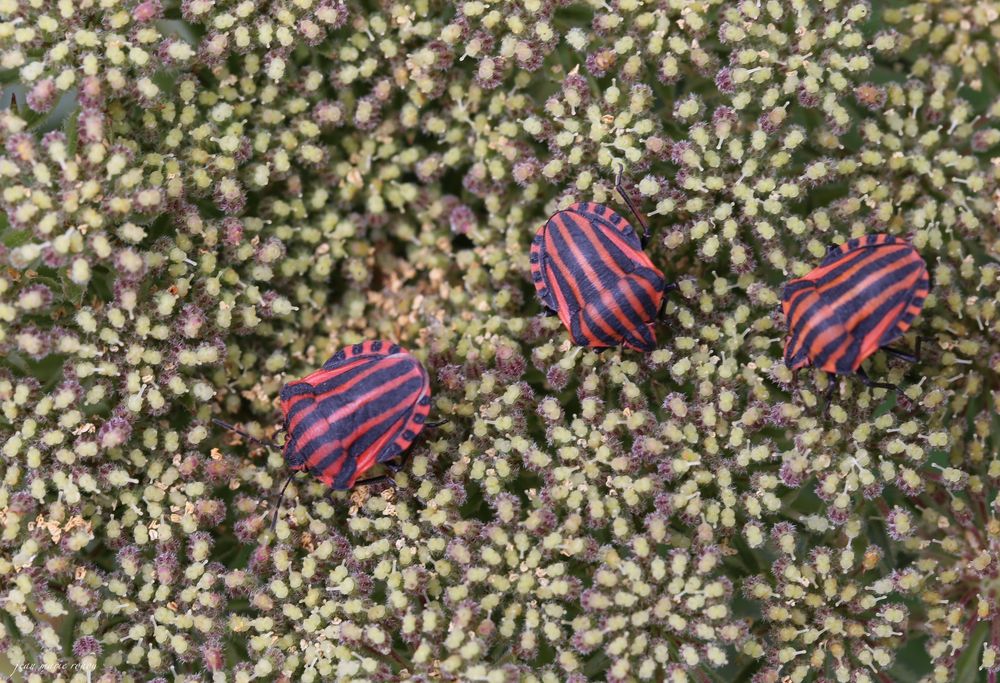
[270,472,297,533]
[212,418,281,449]
[855,368,898,392]
[614,164,651,246]
[424,418,450,428]
[209,418,292,532]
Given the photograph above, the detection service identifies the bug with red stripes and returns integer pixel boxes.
[530,168,676,352]
[214,340,445,530]
[781,234,930,401]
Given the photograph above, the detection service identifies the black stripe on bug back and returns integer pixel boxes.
[329,398,418,489]
[551,209,638,276]
[284,357,419,466]
[542,215,634,325]
[812,265,926,370]
[790,248,919,353]
[281,358,389,423]
[300,366,426,489]
[575,202,642,248]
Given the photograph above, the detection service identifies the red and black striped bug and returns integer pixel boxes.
[214,340,445,530]
[781,234,930,402]
[530,168,676,352]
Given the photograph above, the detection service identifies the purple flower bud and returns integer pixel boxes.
[545,365,569,391]
[72,636,101,657]
[854,82,887,110]
[5,133,36,164]
[971,129,998,153]
[77,109,106,144]
[220,217,244,247]
[797,85,820,109]
[316,0,349,28]
[585,49,615,78]
[133,0,162,22]
[826,505,850,526]
[78,76,103,108]
[354,95,382,131]
[9,491,37,515]
[195,498,227,527]
[494,346,526,383]
[97,415,132,450]
[26,79,57,112]
[248,545,271,574]
[449,204,477,235]
[214,178,246,215]
[562,72,590,105]
[201,638,225,671]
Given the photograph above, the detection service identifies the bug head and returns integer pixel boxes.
[282,439,307,470]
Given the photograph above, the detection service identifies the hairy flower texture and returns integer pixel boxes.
[743,529,911,683]
[0,0,999,681]
[902,463,1000,682]
[0,0,349,113]
[886,1,1000,85]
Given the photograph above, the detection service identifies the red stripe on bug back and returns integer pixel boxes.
[781,284,811,321]
[787,246,913,356]
[605,277,653,333]
[576,302,620,347]
[379,393,431,464]
[785,289,822,360]
[552,213,623,293]
[839,256,918,316]
[333,379,427,488]
[813,245,910,293]
[283,359,389,438]
[851,275,925,367]
[294,361,419,466]
[809,265,921,372]
[573,207,651,269]
[574,202,641,247]
[340,420,398,487]
[542,207,643,311]
[539,224,584,321]
[854,300,909,368]
[820,234,901,266]
[786,237,929,374]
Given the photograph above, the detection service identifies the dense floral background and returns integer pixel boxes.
[1,0,999,681]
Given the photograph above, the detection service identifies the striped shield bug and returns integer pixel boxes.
[781,234,930,401]
[529,167,676,352]
[214,340,445,530]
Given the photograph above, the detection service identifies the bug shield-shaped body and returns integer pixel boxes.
[782,234,930,375]
[278,341,431,490]
[530,202,667,352]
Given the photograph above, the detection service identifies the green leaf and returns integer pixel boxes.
[955,621,989,683]
[888,634,933,682]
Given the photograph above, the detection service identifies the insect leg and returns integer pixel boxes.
[269,472,297,532]
[354,474,399,489]
[881,336,922,364]
[855,368,898,392]
[820,373,837,414]
[213,418,280,450]
[425,418,450,428]
[614,164,651,247]
[656,282,680,319]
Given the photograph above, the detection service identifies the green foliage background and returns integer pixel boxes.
[1,0,999,681]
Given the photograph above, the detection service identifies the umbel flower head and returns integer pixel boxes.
[0,0,999,681]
